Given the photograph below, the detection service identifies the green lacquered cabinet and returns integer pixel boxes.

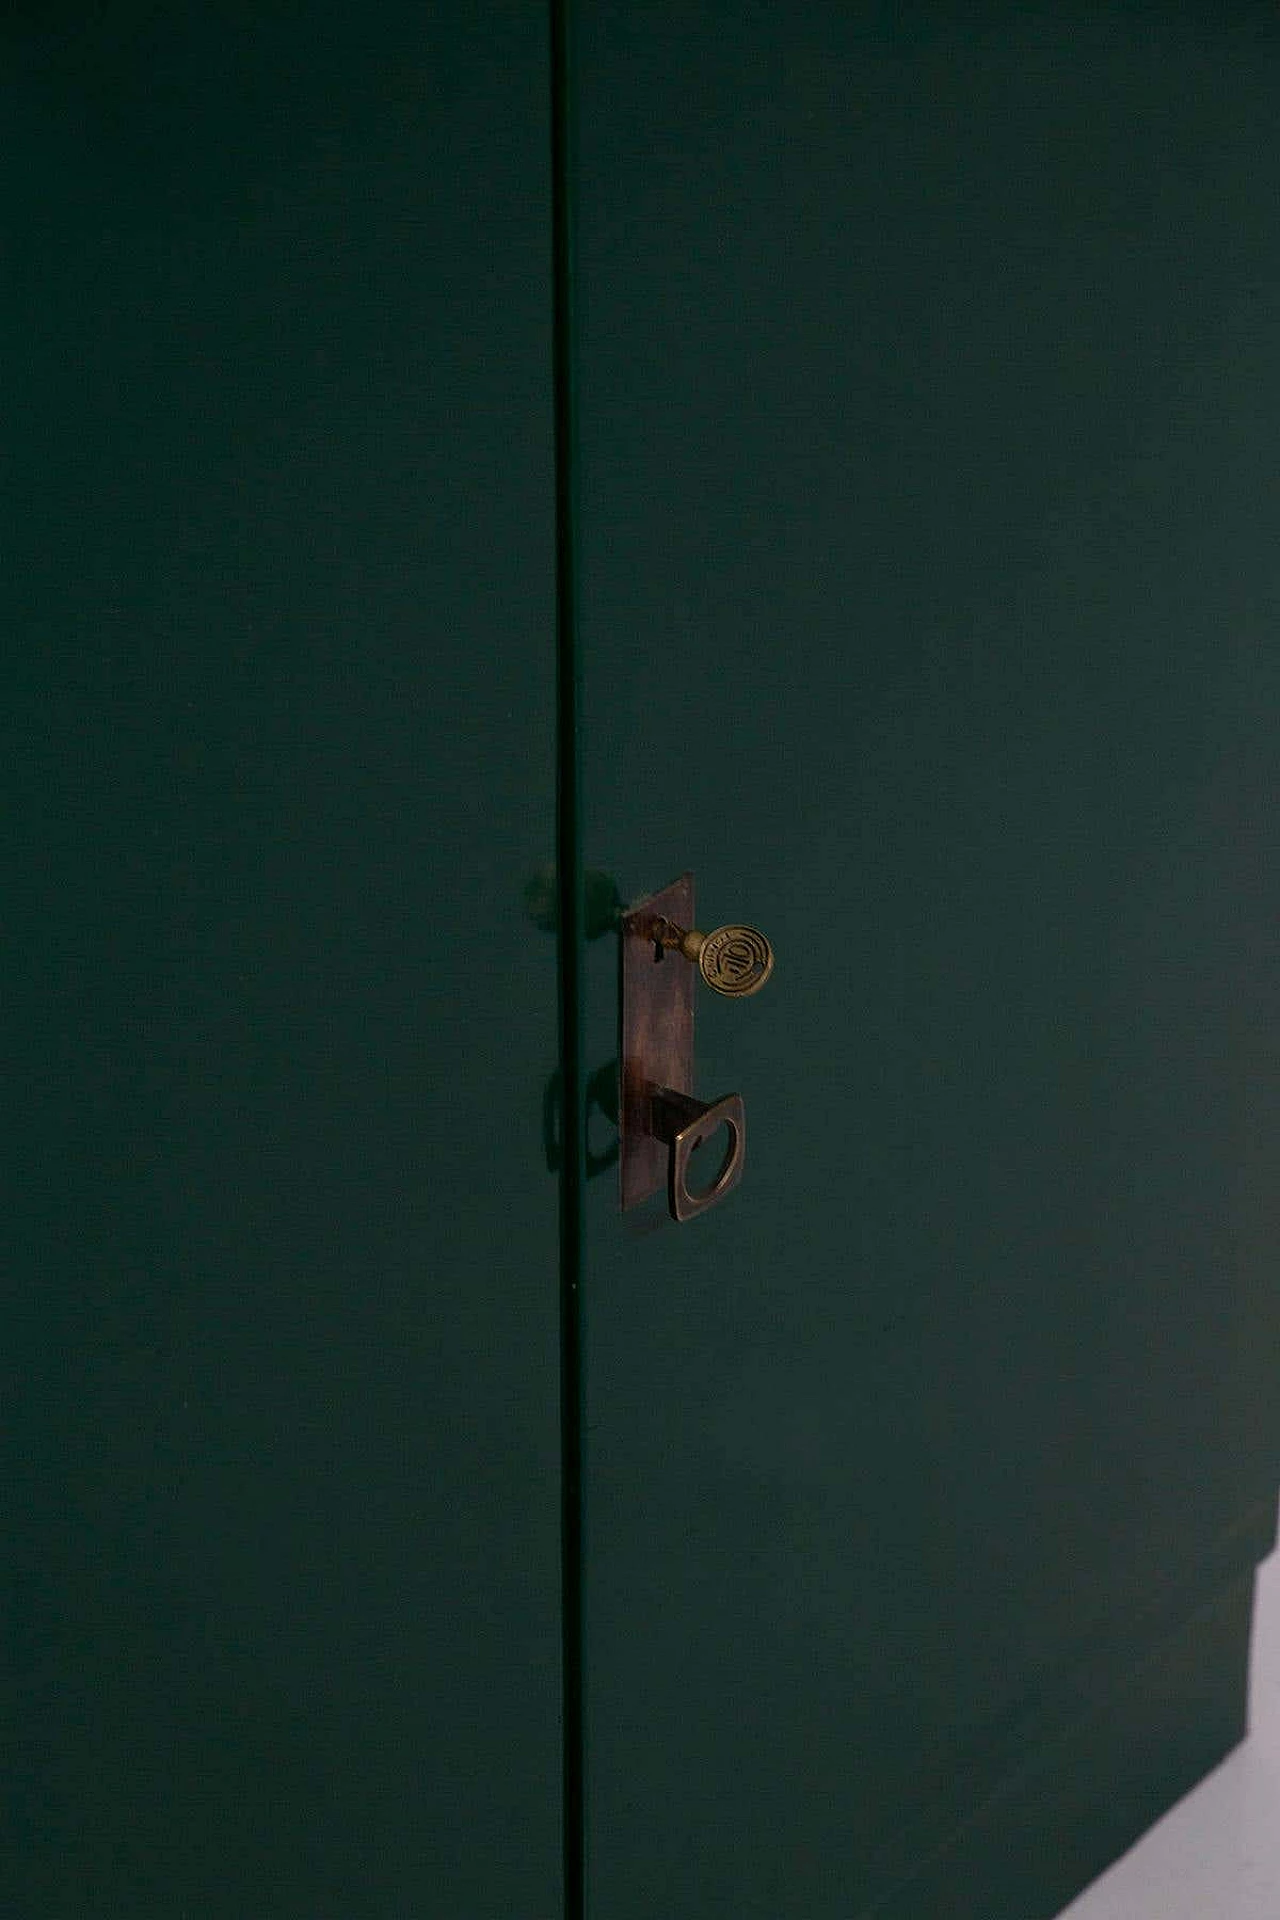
[7,6,1280,1919]
[572,6,1280,1917]
[5,9,561,1916]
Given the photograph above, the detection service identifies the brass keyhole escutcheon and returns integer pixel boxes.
[652,917,775,998]
[621,875,770,1222]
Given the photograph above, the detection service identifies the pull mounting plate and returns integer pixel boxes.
[620,873,747,1219]
[620,873,696,1210]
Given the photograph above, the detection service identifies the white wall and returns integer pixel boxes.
[1061,1528,1280,1918]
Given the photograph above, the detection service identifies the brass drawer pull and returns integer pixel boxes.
[650,1087,746,1223]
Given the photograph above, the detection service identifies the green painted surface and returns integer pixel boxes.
[573,7,1280,1915]
[4,10,560,1915]
[10,9,1280,1914]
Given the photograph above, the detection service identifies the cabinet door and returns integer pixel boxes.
[4,10,560,1915]
[572,8,1280,1916]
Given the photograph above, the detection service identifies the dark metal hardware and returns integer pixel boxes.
[619,873,767,1223]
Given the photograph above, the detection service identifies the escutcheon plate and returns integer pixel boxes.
[619,874,696,1210]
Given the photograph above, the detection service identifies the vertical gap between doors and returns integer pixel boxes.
[550,1,585,1916]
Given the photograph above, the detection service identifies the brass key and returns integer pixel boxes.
[651,916,774,998]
